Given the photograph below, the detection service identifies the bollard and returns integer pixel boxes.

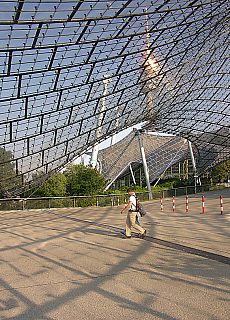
[160,197,163,211]
[201,196,205,214]
[111,198,114,206]
[185,195,188,213]
[220,195,223,215]
[172,196,175,212]
[117,197,120,207]
[96,197,99,207]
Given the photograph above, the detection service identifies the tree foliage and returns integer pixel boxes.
[211,160,230,183]
[0,147,18,197]
[64,164,105,196]
[32,172,67,197]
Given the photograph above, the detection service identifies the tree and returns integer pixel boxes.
[33,172,67,197]
[211,160,230,183]
[0,147,18,197]
[65,164,105,196]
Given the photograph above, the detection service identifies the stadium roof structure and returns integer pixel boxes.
[98,130,190,189]
[0,0,229,196]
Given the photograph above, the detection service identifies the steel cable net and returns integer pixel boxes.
[0,0,229,196]
[98,131,190,189]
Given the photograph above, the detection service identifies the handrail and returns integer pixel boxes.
[0,184,227,211]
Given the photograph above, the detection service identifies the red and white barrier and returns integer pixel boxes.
[157,194,226,215]
[201,195,205,214]
[160,197,163,211]
[172,196,175,212]
[185,195,189,213]
[220,196,223,215]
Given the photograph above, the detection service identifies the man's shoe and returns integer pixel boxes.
[123,235,131,239]
[140,230,146,239]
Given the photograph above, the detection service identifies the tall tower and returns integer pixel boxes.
[90,76,111,168]
[141,10,160,128]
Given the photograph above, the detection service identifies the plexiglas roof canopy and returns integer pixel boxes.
[0,0,229,196]
[98,131,190,189]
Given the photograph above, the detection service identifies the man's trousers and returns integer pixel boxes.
[126,211,145,237]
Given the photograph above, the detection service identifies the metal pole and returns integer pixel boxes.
[188,140,198,193]
[129,164,136,185]
[140,167,142,186]
[136,130,153,200]
[186,159,189,179]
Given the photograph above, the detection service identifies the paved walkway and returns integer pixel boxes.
[0,189,229,319]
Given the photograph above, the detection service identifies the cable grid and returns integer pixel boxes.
[0,0,229,196]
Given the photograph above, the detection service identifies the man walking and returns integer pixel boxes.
[121,187,146,239]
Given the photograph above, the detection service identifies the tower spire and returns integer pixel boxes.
[145,8,151,54]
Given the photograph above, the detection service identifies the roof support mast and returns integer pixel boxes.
[188,140,199,193]
[136,129,153,200]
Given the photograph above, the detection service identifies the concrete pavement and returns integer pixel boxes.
[0,189,229,319]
